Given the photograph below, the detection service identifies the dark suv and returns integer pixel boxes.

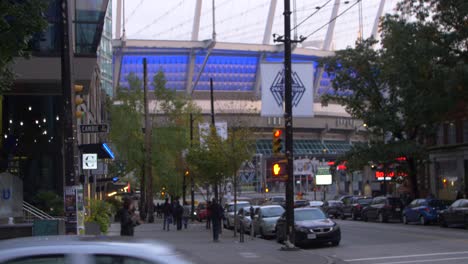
[361,196,403,223]
[341,196,373,220]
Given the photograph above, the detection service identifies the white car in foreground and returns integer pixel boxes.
[0,236,192,264]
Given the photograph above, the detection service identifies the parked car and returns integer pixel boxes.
[403,198,448,225]
[268,196,285,205]
[252,205,285,238]
[224,201,251,229]
[0,236,191,264]
[275,207,341,246]
[322,200,344,219]
[439,199,468,228]
[309,201,324,207]
[361,196,404,223]
[341,196,372,220]
[294,200,309,208]
[237,206,260,233]
[195,202,208,222]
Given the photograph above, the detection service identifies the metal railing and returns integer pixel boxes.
[22,201,58,223]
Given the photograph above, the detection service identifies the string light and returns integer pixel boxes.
[20,121,24,126]
[9,120,13,124]
[43,118,46,123]
[28,106,32,111]
[56,116,60,121]
[35,120,39,124]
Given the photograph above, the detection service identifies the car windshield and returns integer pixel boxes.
[228,203,250,212]
[428,200,445,207]
[271,197,284,202]
[358,198,372,205]
[295,209,327,221]
[262,207,285,218]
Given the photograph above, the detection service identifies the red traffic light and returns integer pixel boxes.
[273,129,282,138]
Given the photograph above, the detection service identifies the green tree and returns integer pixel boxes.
[320,1,466,197]
[186,125,254,201]
[109,71,198,200]
[0,0,47,92]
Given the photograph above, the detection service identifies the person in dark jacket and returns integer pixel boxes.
[206,201,212,229]
[173,200,183,230]
[162,198,173,231]
[209,198,223,242]
[120,198,142,236]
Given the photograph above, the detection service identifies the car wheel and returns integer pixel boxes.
[331,240,340,247]
[403,215,408,225]
[351,211,357,220]
[420,216,427,225]
[260,227,265,238]
[341,213,346,220]
[439,216,448,227]
[363,213,368,222]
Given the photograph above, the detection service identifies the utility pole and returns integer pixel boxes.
[143,58,154,223]
[61,0,75,187]
[273,0,305,249]
[190,113,195,220]
[210,78,219,202]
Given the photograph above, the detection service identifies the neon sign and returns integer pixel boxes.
[375,171,408,181]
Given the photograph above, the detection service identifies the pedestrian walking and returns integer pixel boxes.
[174,200,183,230]
[182,203,190,229]
[209,198,223,242]
[249,205,255,239]
[162,198,173,231]
[119,197,143,236]
[206,201,212,229]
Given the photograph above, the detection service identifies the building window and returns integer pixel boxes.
[464,120,468,143]
[437,125,444,145]
[448,122,456,145]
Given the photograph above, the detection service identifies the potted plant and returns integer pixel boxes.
[85,199,112,235]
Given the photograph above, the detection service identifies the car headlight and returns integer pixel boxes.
[295,226,309,233]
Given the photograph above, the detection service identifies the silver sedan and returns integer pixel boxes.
[0,236,192,264]
[253,205,285,238]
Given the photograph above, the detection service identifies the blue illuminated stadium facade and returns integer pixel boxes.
[113,40,365,158]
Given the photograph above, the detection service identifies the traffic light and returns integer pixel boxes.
[272,160,287,177]
[74,84,85,119]
[272,128,283,154]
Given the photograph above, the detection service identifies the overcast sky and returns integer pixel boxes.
[112,0,399,50]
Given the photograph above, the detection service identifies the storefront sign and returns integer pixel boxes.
[375,171,408,181]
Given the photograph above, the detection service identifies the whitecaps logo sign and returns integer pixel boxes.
[261,63,314,117]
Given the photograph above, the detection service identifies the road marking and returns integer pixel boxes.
[239,252,259,258]
[345,251,468,262]
[375,256,468,264]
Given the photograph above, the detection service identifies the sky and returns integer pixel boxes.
[112,0,399,50]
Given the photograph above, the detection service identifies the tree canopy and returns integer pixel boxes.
[320,0,467,197]
[0,0,47,92]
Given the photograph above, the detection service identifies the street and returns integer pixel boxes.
[309,219,468,264]
[108,217,468,264]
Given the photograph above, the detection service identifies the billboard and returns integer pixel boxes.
[316,166,332,185]
[261,63,314,117]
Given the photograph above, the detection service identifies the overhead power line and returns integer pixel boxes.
[303,0,362,40]
[291,0,333,32]
[125,0,145,24]
[133,0,185,36]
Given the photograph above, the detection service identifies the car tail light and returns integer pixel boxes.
[424,207,430,212]
[356,204,362,210]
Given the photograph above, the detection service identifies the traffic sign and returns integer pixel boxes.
[80,124,109,133]
[83,154,97,169]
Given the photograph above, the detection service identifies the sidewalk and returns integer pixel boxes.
[108,219,345,264]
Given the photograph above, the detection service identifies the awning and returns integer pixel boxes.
[79,143,115,159]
